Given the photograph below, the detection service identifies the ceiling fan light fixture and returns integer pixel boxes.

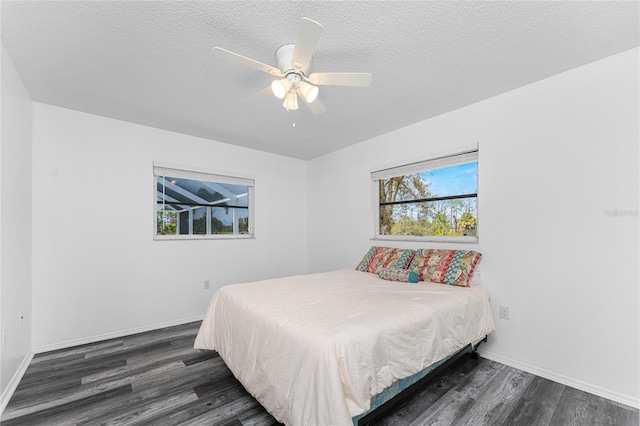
[298,81,319,103]
[213,18,371,115]
[271,78,292,99]
[283,92,299,111]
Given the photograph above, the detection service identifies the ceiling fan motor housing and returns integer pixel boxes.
[276,44,308,76]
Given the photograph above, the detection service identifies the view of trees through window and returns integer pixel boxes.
[157,209,177,235]
[378,161,478,238]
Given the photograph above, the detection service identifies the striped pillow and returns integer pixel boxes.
[355,246,396,274]
[381,248,416,270]
[409,249,482,287]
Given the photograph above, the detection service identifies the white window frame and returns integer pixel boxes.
[371,146,479,243]
[153,162,255,240]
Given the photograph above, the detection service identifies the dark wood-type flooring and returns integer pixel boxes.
[2,321,638,426]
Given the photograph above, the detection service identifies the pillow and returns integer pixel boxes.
[408,248,433,275]
[381,248,416,270]
[469,263,481,286]
[409,249,482,287]
[379,267,419,283]
[355,246,396,274]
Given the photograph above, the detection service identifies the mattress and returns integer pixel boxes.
[194,269,495,426]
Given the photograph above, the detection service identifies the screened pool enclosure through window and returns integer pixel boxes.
[154,164,254,239]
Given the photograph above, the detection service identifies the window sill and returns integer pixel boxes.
[154,234,254,241]
[372,235,479,244]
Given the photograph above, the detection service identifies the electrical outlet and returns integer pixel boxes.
[204,280,211,290]
[499,306,510,320]
[2,328,7,347]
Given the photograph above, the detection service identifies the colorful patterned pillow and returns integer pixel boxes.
[355,246,397,274]
[408,248,433,274]
[381,248,416,270]
[379,267,419,283]
[409,249,482,287]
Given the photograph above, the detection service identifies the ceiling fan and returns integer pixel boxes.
[212,17,372,114]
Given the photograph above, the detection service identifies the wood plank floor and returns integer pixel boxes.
[2,321,637,426]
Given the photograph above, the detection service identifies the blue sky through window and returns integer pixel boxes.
[421,162,477,197]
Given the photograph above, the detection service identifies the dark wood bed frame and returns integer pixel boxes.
[357,336,488,425]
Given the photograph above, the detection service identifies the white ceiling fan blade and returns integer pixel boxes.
[245,86,273,103]
[213,47,282,76]
[291,18,323,73]
[302,96,325,115]
[307,72,372,87]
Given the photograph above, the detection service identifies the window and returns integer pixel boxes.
[372,148,478,242]
[154,163,254,239]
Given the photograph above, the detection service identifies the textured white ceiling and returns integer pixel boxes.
[2,1,638,160]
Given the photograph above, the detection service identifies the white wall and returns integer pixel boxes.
[31,104,308,349]
[0,45,33,397]
[307,48,639,406]
[4,38,638,412]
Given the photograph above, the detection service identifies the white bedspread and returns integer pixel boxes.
[194,269,495,426]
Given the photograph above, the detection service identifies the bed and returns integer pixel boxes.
[194,260,495,426]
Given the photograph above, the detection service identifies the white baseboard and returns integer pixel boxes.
[32,315,204,354]
[481,351,639,410]
[0,349,34,417]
